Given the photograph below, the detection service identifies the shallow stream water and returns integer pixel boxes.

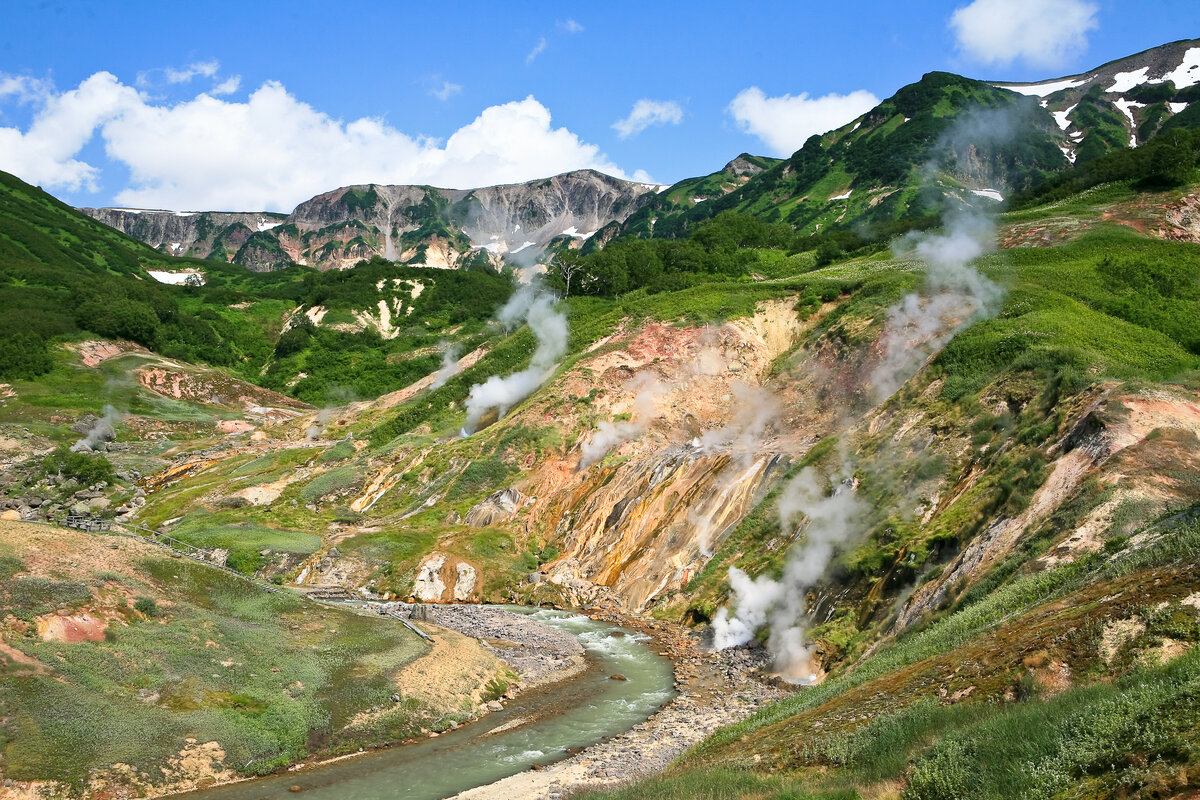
[179,606,675,800]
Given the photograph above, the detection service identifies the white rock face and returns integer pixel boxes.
[412,553,448,602]
[454,563,477,601]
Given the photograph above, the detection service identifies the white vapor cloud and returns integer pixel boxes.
[612,99,684,139]
[728,87,879,157]
[462,283,568,434]
[0,72,639,212]
[526,37,548,65]
[165,60,220,84]
[558,19,584,33]
[949,0,1099,69]
[430,80,462,101]
[211,76,241,96]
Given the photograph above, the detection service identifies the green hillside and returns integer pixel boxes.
[617,72,1069,240]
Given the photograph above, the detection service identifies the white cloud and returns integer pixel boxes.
[0,71,141,191]
[526,37,547,65]
[0,74,53,105]
[430,80,462,101]
[949,0,1098,69]
[612,99,683,139]
[558,19,584,33]
[211,76,241,96]
[165,60,220,84]
[0,72,639,211]
[728,87,879,156]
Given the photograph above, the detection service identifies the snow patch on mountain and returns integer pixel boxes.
[1106,67,1151,93]
[1052,105,1077,131]
[1162,47,1200,88]
[997,77,1087,97]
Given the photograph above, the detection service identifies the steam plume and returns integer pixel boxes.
[577,373,665,469]
[697,382,781,466]
[711,104,1016,681]
[462,282,568,434]
[712,464,864,682]
[431,341,461,389]
[869,210,1002,403]
[71,405,123,452]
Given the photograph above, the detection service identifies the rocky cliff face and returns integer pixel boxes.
[82,170,662,273]
[79,208,286,261]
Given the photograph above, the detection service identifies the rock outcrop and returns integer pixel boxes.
[82,170,662,272]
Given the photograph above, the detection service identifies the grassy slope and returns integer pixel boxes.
[618,72,1067,240]
[565,179,1200,798]
[0,522,458,791]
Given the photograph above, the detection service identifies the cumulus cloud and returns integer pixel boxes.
[0,71,141,192]
[949,0,1099,69]
[0,74,53,105]
[728,86,879,157]
[557,19,584,33]
[526,37,548,65]
[211,76,241,96]
[612,99,684,139]
[0,71,638,212]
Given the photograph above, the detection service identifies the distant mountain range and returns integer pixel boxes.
[82,38,1200,273]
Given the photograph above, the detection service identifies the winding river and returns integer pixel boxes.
[181,607,676,800]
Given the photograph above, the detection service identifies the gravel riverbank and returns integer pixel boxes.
[388,603,588,688]
[452,612,792,800]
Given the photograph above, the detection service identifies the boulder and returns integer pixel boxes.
[464,488,528,528]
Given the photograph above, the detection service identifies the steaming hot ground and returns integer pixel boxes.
[3,47,1200,795]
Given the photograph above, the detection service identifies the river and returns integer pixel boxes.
[178,607,676,800]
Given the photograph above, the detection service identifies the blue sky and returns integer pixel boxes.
[0,0,1195,211]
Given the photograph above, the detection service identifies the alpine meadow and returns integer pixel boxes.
[1,5,1200,800]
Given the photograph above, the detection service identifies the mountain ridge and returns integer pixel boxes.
[81,169,664,273]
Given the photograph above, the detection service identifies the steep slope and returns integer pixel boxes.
[0,170,279,380]
[84,170,664,272]
[613,39,1199,245]
[79,208,288,261]
[995,37,1200,162]
[617,71,1068,240]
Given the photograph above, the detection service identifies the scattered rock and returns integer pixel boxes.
[464,488,528,528]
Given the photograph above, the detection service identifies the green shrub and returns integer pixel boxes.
[41,447,116,486]
[133,596,159,617]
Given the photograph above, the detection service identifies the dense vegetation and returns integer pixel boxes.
[615,72,1067,241]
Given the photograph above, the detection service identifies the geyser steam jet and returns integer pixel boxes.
[432,341,462,389]
[712,463,865,683]
[713,156,1006,682]
[70,405,123,452]
[461,282,568,435]
[870,210,1003,402]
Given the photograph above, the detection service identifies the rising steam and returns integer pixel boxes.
[577,373,665,469]
[697,382,782,466]
[711,106,1016,679]
[712,463,864,682]
[431,341,461,389]
[870,210,1003,403]
[70,405,123,452]
[461,282,568,435]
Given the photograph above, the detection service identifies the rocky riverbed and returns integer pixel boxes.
[452,612,792,800]
[387,603,588,688]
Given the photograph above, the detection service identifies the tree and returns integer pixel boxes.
[551,250,587,297]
